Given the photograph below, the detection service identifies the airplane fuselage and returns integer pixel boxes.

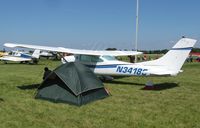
[82,61,176,77]
[63,55,177,77]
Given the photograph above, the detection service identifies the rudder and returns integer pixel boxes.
[140,38,197,72]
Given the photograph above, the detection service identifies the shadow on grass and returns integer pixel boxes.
[0,98,4,102]
[17,84,40,90]
[105,81,179,90]
[141,83,179,91]
[104,80,144,86]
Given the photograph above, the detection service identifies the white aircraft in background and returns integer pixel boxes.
[0,50,40,64]
[40,51,54,58]
[4,37,197,77]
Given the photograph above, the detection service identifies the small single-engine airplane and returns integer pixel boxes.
[40,51,54,58]
[4,37,197,77]
[0,51,9,57]
[0,50,40,64]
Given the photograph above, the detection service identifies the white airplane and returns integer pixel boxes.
[4,37,196,77]
[40,51,54,57]
[0,50,40,64]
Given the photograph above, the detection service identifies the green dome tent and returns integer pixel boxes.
[35,62,109,106]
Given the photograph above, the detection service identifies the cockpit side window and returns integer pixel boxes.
[91,56,103,62]
[80,55,90,62]
[79,55,103,62]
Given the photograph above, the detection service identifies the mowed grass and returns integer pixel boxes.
[0,60,200,128]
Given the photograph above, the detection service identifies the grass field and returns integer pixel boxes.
[0,60,200,128]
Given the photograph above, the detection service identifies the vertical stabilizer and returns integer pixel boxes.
[32,49,40,59]
[139,38,197,72]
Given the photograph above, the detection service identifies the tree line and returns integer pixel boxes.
[106,48,200,54]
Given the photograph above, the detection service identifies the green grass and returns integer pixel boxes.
[0,60,200,128]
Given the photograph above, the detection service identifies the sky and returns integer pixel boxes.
[0,0,200,50]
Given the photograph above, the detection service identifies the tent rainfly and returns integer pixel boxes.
[35,62,109,106]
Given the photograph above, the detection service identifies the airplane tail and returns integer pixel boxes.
[31,49,40,59]
[139,38,197,73]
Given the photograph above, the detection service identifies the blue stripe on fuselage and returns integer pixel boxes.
[85,64,126,68]
[20,54,31,58]
[171,47,193,50]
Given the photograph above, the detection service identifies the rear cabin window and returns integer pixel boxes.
[102,55,117,61]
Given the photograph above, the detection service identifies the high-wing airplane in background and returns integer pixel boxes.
[0,51,8,57]
[40,51,54,58]
[0,49,40,64]
[4,37,197,77]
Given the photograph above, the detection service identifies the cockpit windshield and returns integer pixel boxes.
[101,55,117,61]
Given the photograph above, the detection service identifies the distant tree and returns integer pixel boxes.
[161,49,168,54]
[105,47,200,54]
[29,50,34,54]
[140,49,168,54]
[106,48,117,51]
[192,48,200,52]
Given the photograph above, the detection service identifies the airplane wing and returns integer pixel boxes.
[0,56,31,62]
[4,43,142,56]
